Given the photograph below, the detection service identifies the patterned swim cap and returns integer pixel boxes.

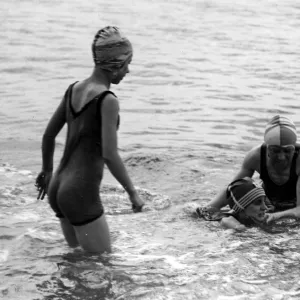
[227,177,266,213]
[92,26,132,72]
[264,115,297,146]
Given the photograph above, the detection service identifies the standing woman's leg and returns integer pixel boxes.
[55,177,111,253]
[48,176,80,248]
[60,218,79,248]
[73,214,111,253]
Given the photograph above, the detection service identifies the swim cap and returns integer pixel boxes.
[264,115,297,146]
[227,177,265,213]
[92,26,132,72]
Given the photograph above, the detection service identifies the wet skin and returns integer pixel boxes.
[112,55,132,84]
[244,196,268,221]
[267,145,295,171]
[266,145,295,186]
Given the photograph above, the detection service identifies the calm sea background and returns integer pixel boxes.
[1,0,300,299]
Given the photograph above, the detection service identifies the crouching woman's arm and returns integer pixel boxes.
[220,216,246,231]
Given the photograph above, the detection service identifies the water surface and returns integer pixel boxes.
[1,0,300,299]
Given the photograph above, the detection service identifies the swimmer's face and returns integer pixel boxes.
[267,144,295,168]
[112,55,132,84]
[244,196,267,221]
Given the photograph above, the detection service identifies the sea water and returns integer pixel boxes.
[1,0,300,299]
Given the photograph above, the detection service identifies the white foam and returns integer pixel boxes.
[0,249,9,264]
[26,227,61,240]
[113,253,188,270]
[4,172,16,178]
[0,164,33,180]
[18,170,32,176]
[13,211,40,221]
[164,255,187,269]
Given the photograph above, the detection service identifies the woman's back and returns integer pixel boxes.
[57,81,117,181]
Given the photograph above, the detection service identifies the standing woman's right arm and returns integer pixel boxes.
[101,94,144,212]
[36,95,67,199]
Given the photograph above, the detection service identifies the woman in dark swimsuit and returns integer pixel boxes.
[35,26,144,253]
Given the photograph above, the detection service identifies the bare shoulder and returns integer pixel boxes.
[101,93,119,113]
[243,144,261,165]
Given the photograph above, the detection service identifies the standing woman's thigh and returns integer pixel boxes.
[48,175,79,247]
[55,175,110,253]
[73,214,111,253]
[60,218,79,248]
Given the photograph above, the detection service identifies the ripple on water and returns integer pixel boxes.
[102,184,171,215]
[1,1,300,298]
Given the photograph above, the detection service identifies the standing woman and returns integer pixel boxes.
[35,26,144,253]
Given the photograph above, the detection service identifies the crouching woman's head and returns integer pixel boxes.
[227,177,268,224]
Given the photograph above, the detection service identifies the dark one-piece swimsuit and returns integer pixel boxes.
[260,143,299,211]
[47,82,119,226]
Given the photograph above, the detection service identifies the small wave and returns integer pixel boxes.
[0,185,36,207]
[0,235,15,240]
[13,211,41,222]
[123,153,182,173]
[0,164,36,207]
[25,227,62,242]
[0,163,33,177]
[2,67,36,74]
[102,184,171,215]
[0,250,9,264]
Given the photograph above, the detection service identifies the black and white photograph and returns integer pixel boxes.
[1,0,300,299]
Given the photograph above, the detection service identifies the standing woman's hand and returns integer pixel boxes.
[35,171,52,200]
[129,191,145,213]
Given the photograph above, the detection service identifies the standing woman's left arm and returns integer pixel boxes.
[35,95,67,199]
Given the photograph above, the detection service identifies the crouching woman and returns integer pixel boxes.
[196,177,268,231]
